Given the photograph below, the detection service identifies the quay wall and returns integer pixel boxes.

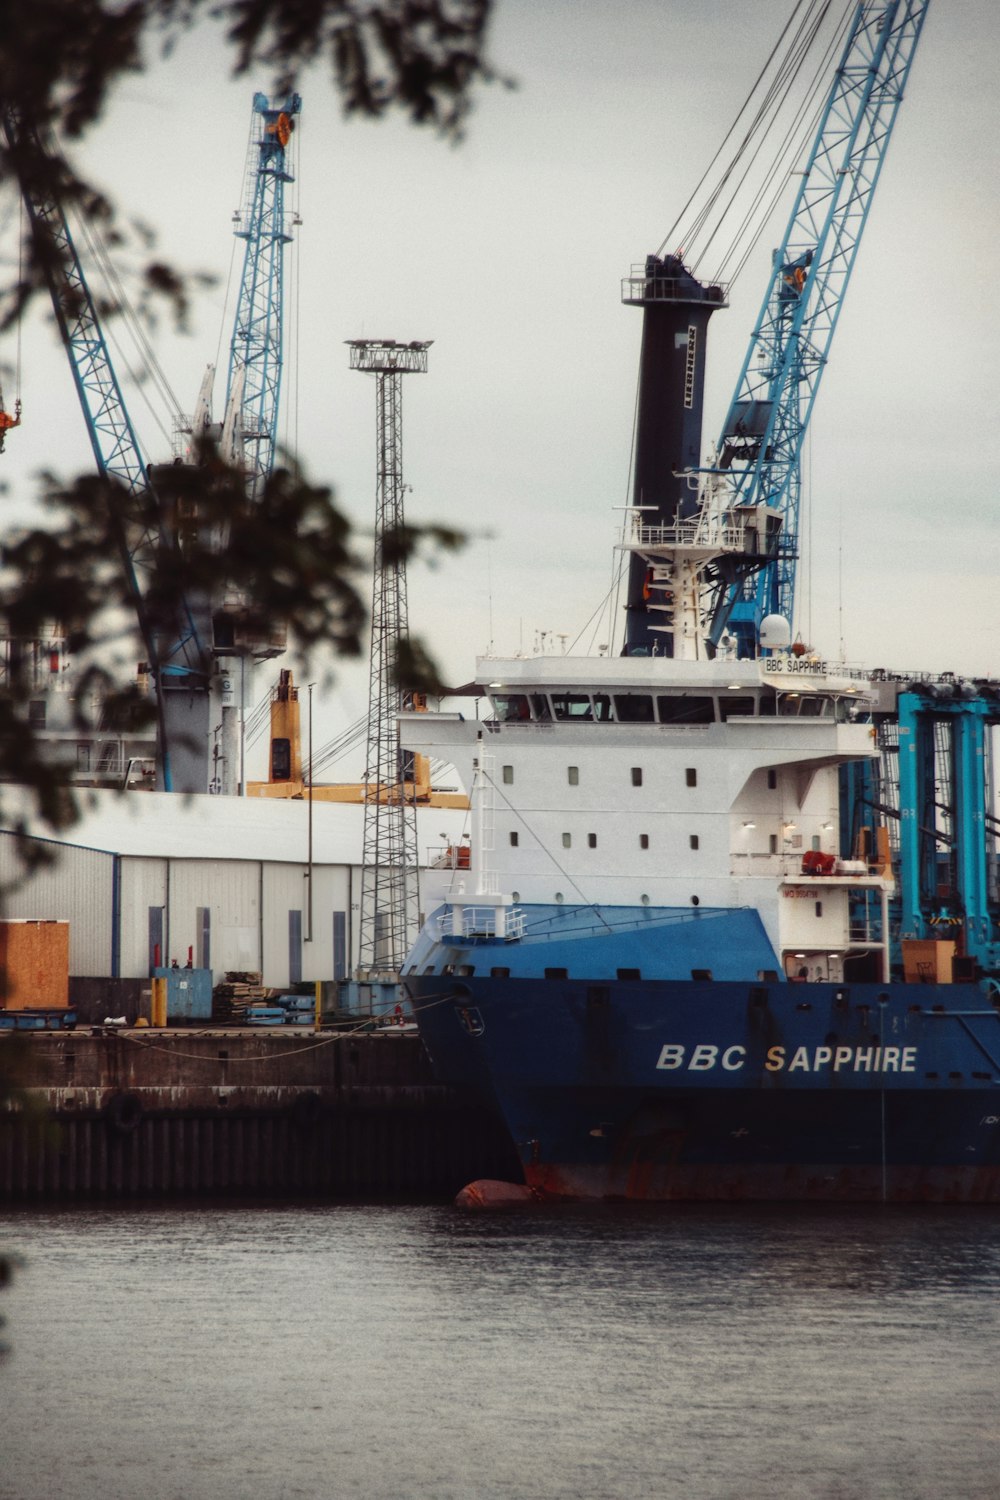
[0,1030,521,1201]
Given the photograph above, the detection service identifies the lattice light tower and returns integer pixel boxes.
[348,339,431,976]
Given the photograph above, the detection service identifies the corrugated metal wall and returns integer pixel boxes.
[117,857,167,977]
[160,859,261,975]
[261,863,354,988]
[0,833,114,975]
[1,833,362,986]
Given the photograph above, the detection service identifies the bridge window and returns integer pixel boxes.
[639,834,650,849]
[567,765,579,785]
[588,833,597,849]
[686,767,697,787]
[492,693,530,722]
[689,834,700,850]
[562,832,572,849]
[509,831,519,847]
[552,694,594,720]
[657,695,714,724]
[631,767,643,787]
[719,696,755,721]
[615,694,655,723]
[502,765,514,784]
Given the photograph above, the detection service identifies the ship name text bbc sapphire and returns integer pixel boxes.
[655,1043,918,1074]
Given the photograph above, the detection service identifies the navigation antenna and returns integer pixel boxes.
[348,338,431,978]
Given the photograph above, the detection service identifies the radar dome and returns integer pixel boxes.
[759,614,791,651]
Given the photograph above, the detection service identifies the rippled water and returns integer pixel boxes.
[3,1202,1000,1500]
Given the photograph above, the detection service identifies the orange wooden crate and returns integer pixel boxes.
[0,920,70,1010]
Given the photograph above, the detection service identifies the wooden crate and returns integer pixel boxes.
[0,920,70,1010]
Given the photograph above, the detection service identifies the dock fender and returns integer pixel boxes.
[290,1090,323,1131]
[105,1091,144,1135]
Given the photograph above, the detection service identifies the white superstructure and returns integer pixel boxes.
[401,651,893,983]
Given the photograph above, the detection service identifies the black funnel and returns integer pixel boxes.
[622,255,726,656]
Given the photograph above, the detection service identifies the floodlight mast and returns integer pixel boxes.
[348,338,432,976]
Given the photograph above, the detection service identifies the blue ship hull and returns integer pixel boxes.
[404,904,1000,1202]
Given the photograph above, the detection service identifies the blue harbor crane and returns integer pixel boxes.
[3,97,301,793]
[1,109,209,791]
[224,92,301,500]
[708,0,930,656]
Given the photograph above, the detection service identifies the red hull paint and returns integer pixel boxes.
[525,1162,1000,1204]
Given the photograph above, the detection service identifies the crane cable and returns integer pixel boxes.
[709,2,855,286]
[655,0,824,261]
[657,0,858,290]
[663,0,826,261]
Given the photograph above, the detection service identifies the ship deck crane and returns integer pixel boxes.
[708,0,930,656]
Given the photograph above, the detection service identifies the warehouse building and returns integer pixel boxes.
[0,790,468,989]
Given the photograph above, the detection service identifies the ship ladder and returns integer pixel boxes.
[645,564,675,634]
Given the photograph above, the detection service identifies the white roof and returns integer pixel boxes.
[2,788,470,865]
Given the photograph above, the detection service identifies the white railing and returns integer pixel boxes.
[461,905,525,941]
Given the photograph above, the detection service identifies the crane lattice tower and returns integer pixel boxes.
[227,91,301,501]
[348,339,431,975]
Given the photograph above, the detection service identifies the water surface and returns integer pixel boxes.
[2,1202,999,1499]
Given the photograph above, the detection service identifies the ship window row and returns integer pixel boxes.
[510,830,703,851]
[490,689,842,724]
[503,764,698,788]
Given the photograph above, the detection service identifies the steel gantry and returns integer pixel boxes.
[348,339,432,976]
[709,0,930,655]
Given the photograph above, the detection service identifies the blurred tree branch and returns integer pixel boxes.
[0,0,492,847]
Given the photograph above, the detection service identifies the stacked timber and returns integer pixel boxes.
[211,971,270,1024]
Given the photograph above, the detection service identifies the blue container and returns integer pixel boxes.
[152,968,213,1020]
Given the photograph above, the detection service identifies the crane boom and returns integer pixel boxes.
[2,115,153,551]
[709,0,930,654]
[2,112,209,788]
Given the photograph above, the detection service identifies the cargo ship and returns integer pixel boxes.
[400,645,1000,1202]
[398,2,1000,1202]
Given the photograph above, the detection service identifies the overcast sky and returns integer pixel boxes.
[2,0,998,777]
